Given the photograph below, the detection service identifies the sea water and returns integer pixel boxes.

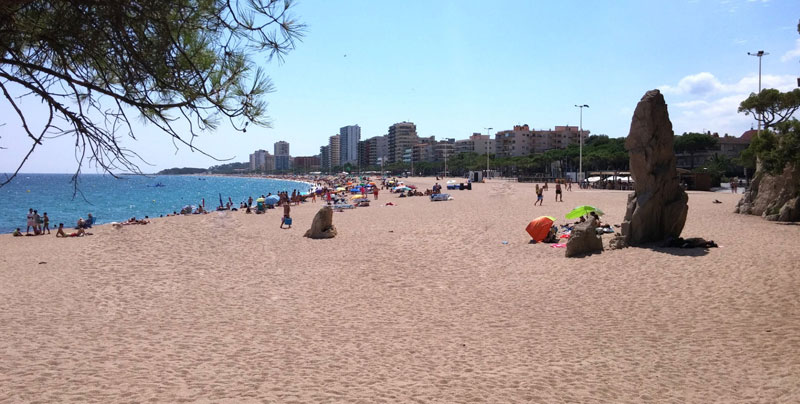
[0,174,310,233]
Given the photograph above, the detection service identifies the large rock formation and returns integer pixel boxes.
[304,206,337,239]
[565,221,604,257]
[621,90,688,245]
[735,164,800,222]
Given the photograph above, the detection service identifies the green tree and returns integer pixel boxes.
[674,132,718,169]
[746,119,800,175]
[738,88,800,130]
[1,0,305,186]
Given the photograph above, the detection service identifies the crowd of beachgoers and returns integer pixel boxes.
[9,173,455,237]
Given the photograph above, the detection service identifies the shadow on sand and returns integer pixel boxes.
[643,246,712,257]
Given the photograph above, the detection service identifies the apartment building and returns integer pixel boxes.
[387,122,418,164]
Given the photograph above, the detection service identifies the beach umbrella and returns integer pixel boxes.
[256,197,265,203]
[526,216,555,242]
[264,195,280,205]
[336,187,346,192]
[565,205,605,219]
[394,186,411,192]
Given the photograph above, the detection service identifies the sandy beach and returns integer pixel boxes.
[1,177,799,403]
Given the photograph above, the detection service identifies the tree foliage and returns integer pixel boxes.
[0,0,304,187]
[673,132,718,169]
[738,88,800,129]
[745,119,800,175]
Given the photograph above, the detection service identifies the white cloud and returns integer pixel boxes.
[660,72,723,96]
[665,72,797,136]
[660,72,796,97]
[781,38,800,62]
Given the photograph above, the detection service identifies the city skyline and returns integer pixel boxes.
[2,1,799,174]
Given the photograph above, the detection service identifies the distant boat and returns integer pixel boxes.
[147,183,165,187]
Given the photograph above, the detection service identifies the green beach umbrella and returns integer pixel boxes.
[565,205,604,219]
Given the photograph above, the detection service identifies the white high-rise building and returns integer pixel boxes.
[339,125,361,165]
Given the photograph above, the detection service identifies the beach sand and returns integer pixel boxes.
[1,178,799,403]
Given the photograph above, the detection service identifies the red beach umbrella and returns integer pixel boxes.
[526,216,555,242]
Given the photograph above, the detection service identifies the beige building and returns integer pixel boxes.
[387,122,418,164]
[455,133,495,156]
[328,134,340,168]
[495,124,589,158]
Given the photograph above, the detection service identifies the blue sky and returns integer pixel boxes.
[2,0,799,173]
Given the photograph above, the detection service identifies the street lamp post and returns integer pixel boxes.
[747,50,769,135]
[574,104,589,185]
[484,127,493,179]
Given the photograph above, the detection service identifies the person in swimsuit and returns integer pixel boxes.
[535,184,543,206]
[555,182,563,202]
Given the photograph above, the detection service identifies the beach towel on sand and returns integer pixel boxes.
[430,193,451,201]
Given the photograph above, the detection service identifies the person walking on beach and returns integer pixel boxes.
[373,186,379,200]
[555,182,563,202]
[535,184,544,206]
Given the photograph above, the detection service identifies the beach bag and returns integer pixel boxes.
[284,217,292,225]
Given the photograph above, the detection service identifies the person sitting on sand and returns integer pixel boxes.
[13,228,23,237]
[56,223,67,237]
[76,217,86,229]
[588,211,601,226]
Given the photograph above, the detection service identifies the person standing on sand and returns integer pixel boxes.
[280,202,291,229]
[555,182,563,202]
[373,186,379,200]
[26,208,34,235]
[43,212,51,234]
[535,184,543,206]
[32,210,41,234]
